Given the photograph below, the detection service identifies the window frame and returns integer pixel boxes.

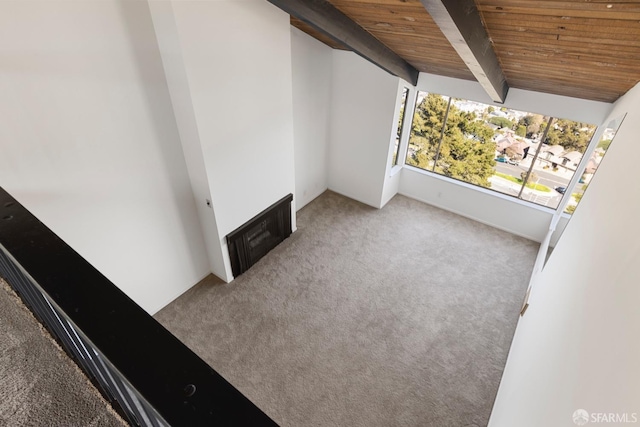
[401,90,603,214]
[390,87,411,169]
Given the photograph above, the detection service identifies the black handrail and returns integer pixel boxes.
[0,187,278,427]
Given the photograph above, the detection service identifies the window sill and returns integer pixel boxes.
[389,164,403,177]
[403,164,559,215]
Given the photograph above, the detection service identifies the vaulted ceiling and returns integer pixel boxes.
[284,0,640,103]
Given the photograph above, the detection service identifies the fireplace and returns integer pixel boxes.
[226,194,293,278]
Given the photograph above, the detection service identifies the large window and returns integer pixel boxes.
[405,92,597,212]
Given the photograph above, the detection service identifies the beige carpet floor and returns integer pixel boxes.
[155,191,539,427]
[0,279,126,427]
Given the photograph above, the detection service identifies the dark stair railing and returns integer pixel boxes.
[0,187,278,427]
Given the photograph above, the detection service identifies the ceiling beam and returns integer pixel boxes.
[420,0,509,103]
[267,0,419,86]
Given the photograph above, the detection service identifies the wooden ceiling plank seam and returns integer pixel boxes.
[483,15,640,34]
[482,12,640,30]
[494,53,640,71]
[486,29,640,48]
[495,53,640,74]
[476,5,640,21]
[506,79,625,92]
[503,71,633,89]
[484,25,640,41]
[490,39,640,57]
[484,23,640,41]
[502,67,638,87]
[507,78,622,93]
[488,40,640,66]
[500,60,640,78]
[489,29,640,47]
[499,63,640,88]
[476,0,640,12]
[506,80,623,101]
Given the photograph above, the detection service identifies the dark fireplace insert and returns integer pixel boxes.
[226,194,293,278]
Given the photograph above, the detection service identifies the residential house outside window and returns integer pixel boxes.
[405,91,598,213]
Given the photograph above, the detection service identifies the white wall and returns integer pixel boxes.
[416,73,610,125]
[488,83,640,426]
[397,72,612,243]
[381,83,416,207]
[401,168,568,243]
[290,27,332,210]
[381,161,402,208]
[328,51,400,208]
[154,0,296,281]
[0,0,210,314]
[148,0,227,281]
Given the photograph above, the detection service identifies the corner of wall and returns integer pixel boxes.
[291,26,333,211]
[327,51,400,208]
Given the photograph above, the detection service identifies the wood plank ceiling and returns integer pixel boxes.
[290,0,640,103]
